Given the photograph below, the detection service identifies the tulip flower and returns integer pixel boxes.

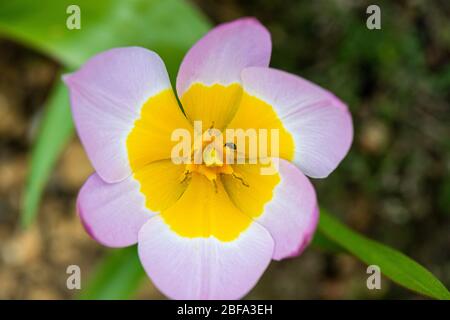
[64,17,353,299]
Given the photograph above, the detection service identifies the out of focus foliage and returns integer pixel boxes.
[0,0,448,299]
[221,0,450,298]
[0,0,210,227]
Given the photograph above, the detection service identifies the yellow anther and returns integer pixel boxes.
[180,127,249,191]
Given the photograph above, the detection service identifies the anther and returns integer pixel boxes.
[224,142,237,150]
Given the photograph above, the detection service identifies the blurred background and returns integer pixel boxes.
[0,0,449,299]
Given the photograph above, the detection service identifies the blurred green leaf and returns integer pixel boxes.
[318,210,450,300]
[0,0,210,227]
[81,210,450,300]
[78,246,146,300]
[22,81,73,228]
[8,0,447,302]
[0,0,210,78]
[311,229,343,253]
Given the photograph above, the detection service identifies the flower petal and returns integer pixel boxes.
[160,173,253,241]
[177,17,271,95]
[77,173,153,248]
[176,18,271,129]
[64,47,190,182]
[257,160,318,260]
[138,215,274,299]
[77,160,187,247]
[133,160,188,213]
[222,159,318,260]
[228,67,353,178]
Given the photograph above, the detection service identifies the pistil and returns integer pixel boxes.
[179,143,249,191]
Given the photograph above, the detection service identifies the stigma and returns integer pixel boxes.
[180,143,248,192]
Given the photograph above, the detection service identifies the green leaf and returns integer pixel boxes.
[0,0,210,78]
[318,210,450,300]
[0,0,211,227]
[22,81,73,228]
[4,0,211,298]
[311,229,343,253]
[78,246,146,300]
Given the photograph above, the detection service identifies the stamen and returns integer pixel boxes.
[179,169,192,184]
[180,128,249,191]
[204,146,223,167]
[232,172,250,187]
[212,179,218,193]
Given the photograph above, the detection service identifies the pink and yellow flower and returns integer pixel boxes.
[64,18,353,299]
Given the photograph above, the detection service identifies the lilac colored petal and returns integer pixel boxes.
[257,159,318,260]
[241,67,353,178]
[138,216,274,300]
[77,173,154,248]
[176,17,271,96]
[285,205,319,258]
[64,47,172,183]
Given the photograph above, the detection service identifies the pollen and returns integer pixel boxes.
[179,131,248,191]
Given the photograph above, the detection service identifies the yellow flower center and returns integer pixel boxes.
[180,128,248,191]
[125,83,293,241]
